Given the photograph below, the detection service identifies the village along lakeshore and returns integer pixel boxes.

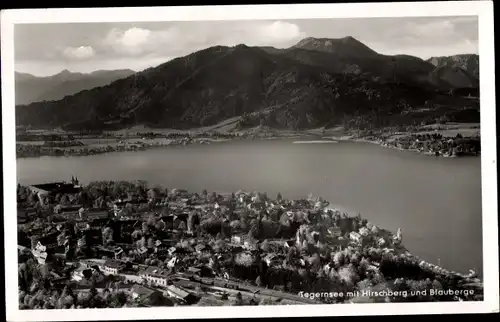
[17,178,483,309]
[15,122,481,159]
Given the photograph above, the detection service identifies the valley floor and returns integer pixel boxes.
[15,122,481,159]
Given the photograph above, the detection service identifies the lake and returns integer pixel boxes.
[16,139,483,275]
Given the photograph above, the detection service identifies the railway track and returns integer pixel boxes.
[175,273,319,304]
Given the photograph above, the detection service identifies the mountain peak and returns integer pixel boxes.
[59,69,72,75]
[340,36,356,42]
[234,44,249,49]
[292,36,378,57]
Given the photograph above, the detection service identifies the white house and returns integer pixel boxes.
[328,227,342,237]
[140,266,169,287]
[359,227,370,236]
[377,237,386,247]
[103,259,124,275]
[72,269,86,282]
[166,256,178,269]
[231,236,242,244]
[349,232,362,243]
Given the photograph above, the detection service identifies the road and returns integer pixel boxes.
[173,274,319,304]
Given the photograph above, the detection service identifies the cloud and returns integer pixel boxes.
[255,21,306,44]
[405,19,456,38]
[15,18,478,76]
[62,46,95,59]
[103,27,180,56]
[214,21,306,48]
[100,21,306,58]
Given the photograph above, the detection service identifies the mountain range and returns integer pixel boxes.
[427,54,479,79]
[15,69,136,105]
[15,37,480,131]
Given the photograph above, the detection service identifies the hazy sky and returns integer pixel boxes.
[14,16,478,77]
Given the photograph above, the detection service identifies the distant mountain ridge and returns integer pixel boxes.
[15,69,136,105]
[261,38,477,89]
[15,37,479,131]
[427,54,479,79]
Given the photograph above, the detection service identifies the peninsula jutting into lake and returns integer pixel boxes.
[17,180,483,309]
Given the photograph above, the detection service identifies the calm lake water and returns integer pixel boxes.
[16,139,483,275]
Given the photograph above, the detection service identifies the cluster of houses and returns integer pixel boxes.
[71,258,199,305]
[18,179,419,307]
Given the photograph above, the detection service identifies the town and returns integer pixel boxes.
[17,178,483,309]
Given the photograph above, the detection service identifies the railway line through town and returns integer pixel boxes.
[172,273,320,304]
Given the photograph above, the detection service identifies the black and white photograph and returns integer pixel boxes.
[2,2,498,321]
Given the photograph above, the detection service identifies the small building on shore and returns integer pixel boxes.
[28,178,82,200]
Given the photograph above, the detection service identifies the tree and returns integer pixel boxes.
[358,257,370,279]
[352,220,359,232]
[276,192,283,202]
[142,222,149,235]
[333,251,345,268]
[233,292,243,306]
[213,239,226,253]
[155,220,166,231]
[260,239,270,252]
[136,236,146,249]
[230,220,241,231]
[131,229,142,241]
[57,231,67,246]
[147,188,159,200]
[27,193,38,206]
[187,213,199,233]
[255,276,263,287]
[102,227,114,247]
[248,224,259,239]
[92,196,105,209]
[147,237,155,249]
[310,253,322,273]
[147,215,157,227]
[301,240,309,252]
[178,221,187,231]
[209,192,217,203]
[286,247,297,264]
[338,265,359,287]
[60,194,70,205]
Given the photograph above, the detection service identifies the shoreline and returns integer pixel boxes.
[325,134,480,158]
[16,129,481,159]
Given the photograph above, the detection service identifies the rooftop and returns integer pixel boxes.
[131,285,159,298]
[166,285,190,299]
[30,182,81,193]
[104,259,124,268]
[144,266,169,277]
